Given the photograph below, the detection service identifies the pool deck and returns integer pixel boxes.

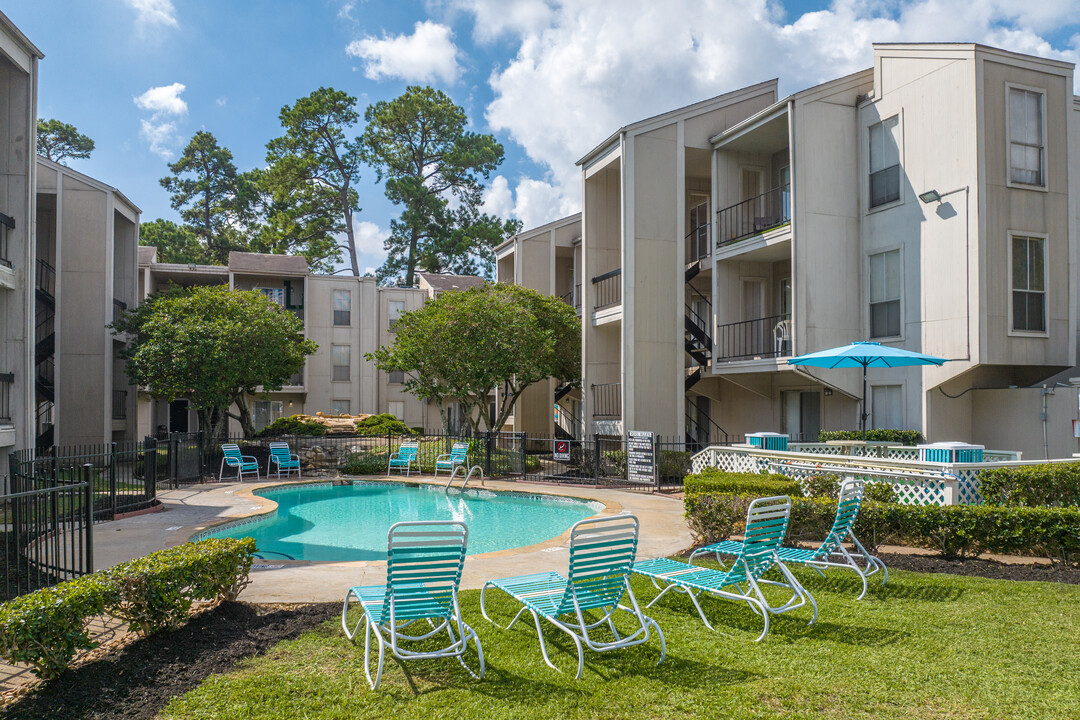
[93,476,692,603]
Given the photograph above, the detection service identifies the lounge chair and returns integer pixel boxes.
[690,479,887,599]
[434,441,470,479]
[267,441,301,479]
[341,520,483,689]
[480,515,665,679]
[219,443,260,482]
[387,440,419,476]
[632,496,815,641]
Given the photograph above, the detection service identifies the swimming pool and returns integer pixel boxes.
[199,481,604,561]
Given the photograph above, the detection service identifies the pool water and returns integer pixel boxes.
[201,482,604,562]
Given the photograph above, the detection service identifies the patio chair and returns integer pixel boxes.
[267,441,301,480]
[387,440,419,476]
[480,515,665,680]
[690,479,887,599]
[632,496,815,641]
[434,441,470,479]
[341,520,483,689]
[219,443,260,482]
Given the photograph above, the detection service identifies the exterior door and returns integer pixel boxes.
[168,399,189,433]
[742,279,766,355]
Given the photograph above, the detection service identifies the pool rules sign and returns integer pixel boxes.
[627,430,656,486]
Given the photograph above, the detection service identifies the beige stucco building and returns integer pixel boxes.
[499,43,1080,457]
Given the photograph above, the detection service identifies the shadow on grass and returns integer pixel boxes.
[793,571,964,602]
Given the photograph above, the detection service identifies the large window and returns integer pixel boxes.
[868,116,901,208]
[389,370,405,384]
[869,249,901,338]
[1011,235,1046,333]
[333,289,351,326]
[252,400,283,432]
[257,287,285,306]
[871,385,903,430]
[332,399,351,415]
[388,300,406,331]
[332,344,351,381]
[1009,87,1044,187]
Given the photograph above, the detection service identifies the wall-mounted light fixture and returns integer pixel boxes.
[918,189,942,204]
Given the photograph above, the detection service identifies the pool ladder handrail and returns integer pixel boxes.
[445,464,484,490]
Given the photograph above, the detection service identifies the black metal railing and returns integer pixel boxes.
[113,298,128,322]
[715,314,790,361]
[686,221,710,263]
[716,184,790,247]
[592,268,622,311]
[112,390,127,420]
[0,212,14,269]
[0,372,13,422]
[36,356,54,389]
[36,258,55,297]
[591,382,621,419]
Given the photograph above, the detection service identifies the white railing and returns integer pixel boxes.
[788,442,1021,463]
[690,444,1061,506]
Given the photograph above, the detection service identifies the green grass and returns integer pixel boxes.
[157,565,1080,720]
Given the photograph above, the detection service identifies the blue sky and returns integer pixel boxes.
[9,0,1080,276]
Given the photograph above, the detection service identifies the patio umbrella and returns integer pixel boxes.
[787,341,948,439]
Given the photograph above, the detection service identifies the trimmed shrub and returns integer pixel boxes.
[978,462,1080,507]
[803,473,840,499]
[817,429,923,445]
[684,469,802,498]
[255,415,326,438]
[341,451,387,475]
[864,482,897,505]
[355,413,416,437]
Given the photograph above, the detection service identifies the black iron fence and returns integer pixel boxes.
[521,435,708,491]
[592,268,621,311]
[717,184,790,247]
[715,314,789,361]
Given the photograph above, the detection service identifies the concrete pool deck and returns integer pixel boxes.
[93,476,692,603]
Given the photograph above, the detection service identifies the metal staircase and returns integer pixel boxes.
[684,285,712,392]
[685,395,729,451]
[35,259,56,450]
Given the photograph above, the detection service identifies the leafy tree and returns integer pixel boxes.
[139,218,207,264]
[264,87,363,275]
[360,86,518,286]
[110,285,317,439]
[369,283,580,433]
[160,131,254,265]
[36,119,95,164]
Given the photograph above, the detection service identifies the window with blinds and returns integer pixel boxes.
[1009,87,1044,187]
[869,116,901,208]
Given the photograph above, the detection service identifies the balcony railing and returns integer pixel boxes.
[37,258,55,297]
[715,314,791,361]
[592,268,621,311]
[0,372,13,422]
[686,221,710,264]
[591,382,622,419]
[558,284,582,312]
[112,389,128,420]
[0,212,13,268]
[717,184,791,248]
[113,298,128,322]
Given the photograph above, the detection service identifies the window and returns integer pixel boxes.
[332,399,351,415]
[1011,235,1046,333]
[388,400,405,419]
[868,116,901,208]
[332,345,351,381]
[258,287,284,306]
[388,300,405,330]
[252,400,283,432]
[871,385,903,430]
[1009,87,1044,186]
[388,370,405,384]
[332,289,351,326]
[869,249,901,338]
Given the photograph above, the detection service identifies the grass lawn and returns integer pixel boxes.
[158,565,1080,720]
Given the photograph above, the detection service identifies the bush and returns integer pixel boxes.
[803,473,840,499]
[979,462,1080,507]
[864,482,897,504]
[817,429,923,445]
[255,415,326,438]
[354,413,416,437]
[683,469,802,498]
[0,538,255,679]
[341,451,387,475]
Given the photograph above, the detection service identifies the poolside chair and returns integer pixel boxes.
[341,520,483,690]
[219,443,260,482]
[633,496,815,641]
[690,479,887,600]
[434,441,470,479]
[267,441,301,480]
[387,440,419,476]
[480,515,665,680]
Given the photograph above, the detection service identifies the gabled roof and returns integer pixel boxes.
[417,273,485,292]
[137,246,157,266]
[228,251,309,276]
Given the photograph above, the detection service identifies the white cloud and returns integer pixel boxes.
[482,174,578,229]
[338,2,356,21]
[139,119,181,160]
[215,96,227,107]
[124,0,178,29]
[345,21,462,84]
[353,220,390,256]
[479,0,1080,230]
[134,82,188,159]
[134,82,188,116]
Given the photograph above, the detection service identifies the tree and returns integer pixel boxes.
[264,87,363,275]
[139,218,206,264]
[360,86,517,286]
[160,131,254,265]
[36,119,95,164]
[369,283,580,433]
[110,285,317,439]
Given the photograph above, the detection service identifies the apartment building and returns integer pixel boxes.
[501,43,1080,454]
[137,250,482,435]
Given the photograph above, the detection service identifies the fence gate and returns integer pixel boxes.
[163,432,203,486]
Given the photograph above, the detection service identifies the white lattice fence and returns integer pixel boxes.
[767,459,954,505]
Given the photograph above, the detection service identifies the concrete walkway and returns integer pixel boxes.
[94,476,692,603]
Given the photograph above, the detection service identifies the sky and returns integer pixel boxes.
[8,0,1080,276]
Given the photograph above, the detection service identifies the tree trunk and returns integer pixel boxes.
[436,400,450,435]
[405,228,419,287]
[229,395,257,439]
[341,198,359,276]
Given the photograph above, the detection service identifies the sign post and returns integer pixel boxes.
[627,430,656,486]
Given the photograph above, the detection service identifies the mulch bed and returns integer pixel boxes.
[877,552,1080,585]
[0,601,337,720]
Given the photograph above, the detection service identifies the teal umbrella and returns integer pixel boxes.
[787,341,948,438]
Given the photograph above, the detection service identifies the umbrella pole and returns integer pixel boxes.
[861,366,868,440]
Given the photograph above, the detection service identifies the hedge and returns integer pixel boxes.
[979,462,1080,507]
[255,415,327,438]
[354,413,416,437]
[817,429,924,445]
[0,538,256,679]
[685,492,1080,565]
[684,469,802,499]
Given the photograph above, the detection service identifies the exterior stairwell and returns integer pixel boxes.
[35,258,56,450]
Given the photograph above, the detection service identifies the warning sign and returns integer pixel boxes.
[627,430,656,485]
[553,439,571,461]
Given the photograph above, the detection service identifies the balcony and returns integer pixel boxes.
[591,382,622,419]
[0,212,13,269]
[686,221,710,264]
[559,284,582,314]
[717,184,790,248]
[112,389,128,420]
[715,314,791,362]
[592,268,621,311]
[0,372,13,422]
[113,298,128,322]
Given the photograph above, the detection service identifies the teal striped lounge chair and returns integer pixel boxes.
[480,515,665,679]
[387,440,419,476]
[691,479,887,599]
[219,443,260,482]
[633,496,816,641]
[341,520,483,689]
[267,441,301,479]
[434,441,470,479]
